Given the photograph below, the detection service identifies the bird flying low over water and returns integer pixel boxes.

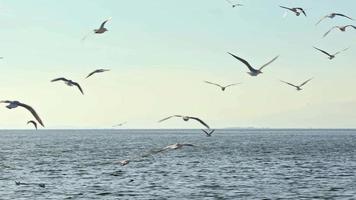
[0,101,44,127]
[316,13,354,26]
[204,81,241,91]
[323,25,356,38]
[225,0,243,8]
[280,78,313,91]
[27,120,38,130]
[86,69,110,79]
[112,122,127,127]
[228,52,279,76]
[280,6,307,17]
[313,47,349,60]
[158,115,210,130]
[201,129,215,137]
[51,78,84,95]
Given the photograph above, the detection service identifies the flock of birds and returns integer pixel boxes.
[1,1,354,187]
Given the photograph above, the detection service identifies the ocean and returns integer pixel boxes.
[1,129,356,199]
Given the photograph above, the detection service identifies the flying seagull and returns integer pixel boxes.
[313,47,349,60]
[0,101,44,127]
[201,129,215,137]
[316,13,354,26]
[225,0,243,8]
[280,6,307,17]
[82,17,112,41]
[27,120,38,130]
[228,52,279,76]
[51,78,84,95]
[158,115,210,129]
[204,81,241,91]
[323,25,356,38]
[112,122,127,127]
[280,78,313,91]
[86,69,110,79]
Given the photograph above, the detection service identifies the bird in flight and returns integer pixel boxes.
[82,17,111,41]
[225,0,243,8]
[280,6,307,17]
[86,69,110,79]
[228,52,279,76]
[51,78,84,95]
[112,122,127,127]
[316,13,354,26]
[27,120,38,130]
[204,81,241,91]
[0,101,44,127]
[280,78,313,91]
[313,47,349,60]
[158,115,210,129]
[323,25,356,38]
[201,129,215,137]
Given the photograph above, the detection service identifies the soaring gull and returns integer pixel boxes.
[280,6,307,17]
[316,13,354,26]
[0,101,44,127]
[280,78,313,91]
[228,52,279,76]
[112,122,127,127]
[27,120,38,130]
[323,25,356,38]
[51,77,84,95]
[313,47,349,60]
[82,17,112,41]
[158,115,210,129]
[86,69,110,79]
[204,81,241,91]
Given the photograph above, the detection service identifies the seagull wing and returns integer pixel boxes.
[72,81,84,95]
[334,13,354,20]
[188,117,210,129]
[27,120,38,130]
[280,80,298,89]
[299,78,313,87]
[204,81,223,88]
[323,26,338,38]
[279,6,293,12]
[100,18,111,29]
[259,56,279,71]
[313,47,332,57]
[227,52,256,72]
[225,83,241,88]
[158,115,182,123]
[345,25,356,30]
[17,102,44,127]
[316,15,329,26]
[334,47,350,56]
[86,70,99,79]
[51,77,69,82]
[296,8,307,16]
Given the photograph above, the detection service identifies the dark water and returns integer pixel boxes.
[1,129,356,199]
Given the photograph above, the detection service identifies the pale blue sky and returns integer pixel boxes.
[0,0,355,129]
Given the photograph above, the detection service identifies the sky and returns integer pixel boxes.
[0,0,355,129]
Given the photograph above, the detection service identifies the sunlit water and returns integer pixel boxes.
[1,129,356,199]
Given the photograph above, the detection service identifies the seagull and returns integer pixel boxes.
[201,129,215,137]
[228,52,279,76]
[112,122,127,127]
[0,101,44,127]
[280,6,307,17]
[82,17,111,41]
[118,159,130,166]
[163,143,195,150]
[51,78,84,95]
[204,81,241,91]
[158,115,210,129]
[313,47,349,60]
[316,13,354,26]
[323,25,356,38]
[280,78,313,91]
[86,69,110,79]
[225,0,243,8]
[27,120,38,130]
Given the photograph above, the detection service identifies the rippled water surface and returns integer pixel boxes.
[1,129,356,199]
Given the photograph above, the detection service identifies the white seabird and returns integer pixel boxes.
[204,81,241,91]
[280,78,313,91]
[279,6,307,17]
[0,101,44,127]
[316,13,354,26]
[158,115,211,129]
[323,25,356,38]
[313,47,349,60]
[51,77,84,95]
[86,69,110,79]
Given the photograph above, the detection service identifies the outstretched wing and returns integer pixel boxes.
[316,15,328,26]
[313,47,332,57]
[72,82,84,95]
[86,70,98,79]
[51,77,69,82]
[334,13,354,20]
[299,78,313,87]
[345,25,356,30]
[204,81,223,88]
[100,18,111,29]
[18,103,44,127]
[334,47,350,56]
[227,52,256,72]
[323,26,338,38]
[188,117,210,129]
[279,6,293,12]
[158,115,182,123]
[259,56,279,71]
[27,120,38,130]
[280,80,298,89]
[225,83,241,88]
